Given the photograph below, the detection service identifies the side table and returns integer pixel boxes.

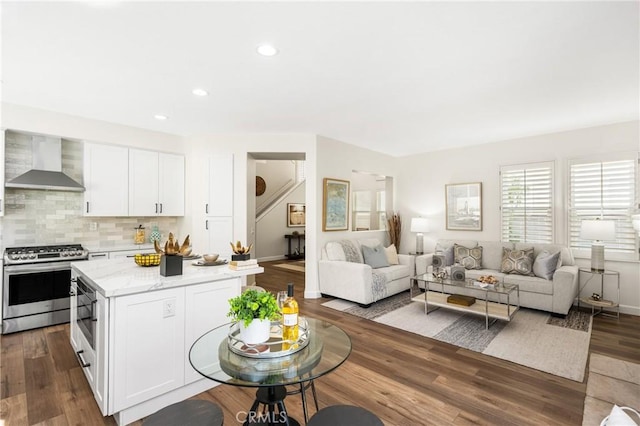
[284,233,305,260]
[577,267,620,319]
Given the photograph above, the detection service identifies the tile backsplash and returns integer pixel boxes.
[1,131,179,249]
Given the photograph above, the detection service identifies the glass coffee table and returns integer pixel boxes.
[411,273,520,329]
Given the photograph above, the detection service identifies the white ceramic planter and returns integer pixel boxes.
[239,318,271,344]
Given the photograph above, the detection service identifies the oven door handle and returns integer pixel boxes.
[4,262,77,274]
[75,350,91,368]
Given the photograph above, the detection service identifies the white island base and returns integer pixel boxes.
[70,258,263,425]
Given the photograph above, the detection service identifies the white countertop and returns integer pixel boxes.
[84,243,155,253]
[71,258,263,298]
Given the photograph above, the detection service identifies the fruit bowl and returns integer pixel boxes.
[135,253,161,267]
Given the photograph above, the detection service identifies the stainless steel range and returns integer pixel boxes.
[2,244,89,334]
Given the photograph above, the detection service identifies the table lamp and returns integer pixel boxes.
[410,217,429,255]
[580,219,615,272]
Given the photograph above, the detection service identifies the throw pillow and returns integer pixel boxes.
[454,244,483,270]
[532,250,561,280]
[435,243,455,266]
[501,247,535,276]
[384,244,399,265]
[362,244,390,269]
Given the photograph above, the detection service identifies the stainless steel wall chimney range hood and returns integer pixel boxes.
[5,135,85,192]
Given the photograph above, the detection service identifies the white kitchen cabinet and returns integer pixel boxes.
[129,149,184,217]
[206,155,234,256]
[184,280,237,384]
[94,292,108,413]
[84,142,129,216]
[0,129,5,217]
[206,154,233,216]
[111,287,186,412]
[206,216,233,259]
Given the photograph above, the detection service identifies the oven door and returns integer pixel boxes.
[76,276,96,349]
[3,261,74,319]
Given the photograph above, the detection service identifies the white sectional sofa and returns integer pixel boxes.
[415,240,579,316]
[318,237,413,306]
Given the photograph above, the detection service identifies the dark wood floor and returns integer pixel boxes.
[1,260,638,425]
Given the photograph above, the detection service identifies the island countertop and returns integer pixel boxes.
[71,258,263,298]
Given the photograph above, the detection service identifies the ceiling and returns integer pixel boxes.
[2,1,638,157]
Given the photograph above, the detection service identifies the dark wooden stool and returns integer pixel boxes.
[307,405,383,426]
[142,399,224,426]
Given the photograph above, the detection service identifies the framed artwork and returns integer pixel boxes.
[445,182,482,231]
[323,178,350,231]
[287,203,306,227]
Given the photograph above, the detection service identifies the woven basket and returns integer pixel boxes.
[134,253,161,267]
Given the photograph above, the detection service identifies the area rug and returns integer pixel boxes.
[272,261,305,273]
[322,291,593,382]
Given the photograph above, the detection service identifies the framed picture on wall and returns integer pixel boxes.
[445,182,482,231]
[287,203,306,227]
[323,178,350,231]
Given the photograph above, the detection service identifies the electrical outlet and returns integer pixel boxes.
[89,222,98,231]
[163,299,176,318]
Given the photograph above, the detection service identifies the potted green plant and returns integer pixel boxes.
[228,289,280,344]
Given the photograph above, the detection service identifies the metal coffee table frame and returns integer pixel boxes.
[411,274,520,329]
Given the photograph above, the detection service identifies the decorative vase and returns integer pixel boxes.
[239,318,271,344]
[149,226,161,244]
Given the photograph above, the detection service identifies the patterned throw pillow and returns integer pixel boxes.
[454,244,483,270]
[435,243,455,266]
[501,247,535,276]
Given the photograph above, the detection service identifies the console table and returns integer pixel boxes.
[284,234,305,260]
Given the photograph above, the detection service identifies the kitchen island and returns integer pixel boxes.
[70,258,263,425]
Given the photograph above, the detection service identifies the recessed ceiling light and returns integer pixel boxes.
[192,88,208,97]
[257,44,279,57]
[154,114,168,121]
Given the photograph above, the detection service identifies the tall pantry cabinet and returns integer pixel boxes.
[206,154,233,258]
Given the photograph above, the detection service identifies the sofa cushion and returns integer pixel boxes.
[435,243,455,266]
[362,244,390,269]
[504,274,553,295]
[478,241,514,270]
[501,247,535,276]
[454,243,483,269]
[377,264,410,282]
[532,250,561,280]
[325,242,346,261]
[384,244,399,265]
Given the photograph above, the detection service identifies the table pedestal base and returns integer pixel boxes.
[244,386,300,426]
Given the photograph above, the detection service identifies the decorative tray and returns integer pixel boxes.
[192,259,228,266]
[228,317,310,359]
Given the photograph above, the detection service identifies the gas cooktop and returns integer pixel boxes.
[4,244,89,265]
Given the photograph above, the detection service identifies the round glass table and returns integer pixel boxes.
[189,317,352,426]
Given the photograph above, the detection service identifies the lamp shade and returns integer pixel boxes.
[580,220,615,241]
[410,217,429,233]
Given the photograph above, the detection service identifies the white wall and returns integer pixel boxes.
[315,135,399,255]
[255,160,297,211]
[395,120,640,315]
[256,183,305,261]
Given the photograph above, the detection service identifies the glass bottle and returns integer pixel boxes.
[281,283,299,350]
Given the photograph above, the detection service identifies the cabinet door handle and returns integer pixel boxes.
[205,203,209,214]
[206,220,209,230]
[91,253,107,258]
[155,203,159,214]
[159,203,163,213]
[75,350,91,368]
[86,202,90,213]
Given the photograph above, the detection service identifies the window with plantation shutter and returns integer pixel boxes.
[569,155,638,260]
[500,162,554,243]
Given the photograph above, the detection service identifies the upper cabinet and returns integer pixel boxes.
[129,149,185,217]
[0,129,5,217]
[84,143,184,217]
[206,154,233,217]
[84,142,129,216]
